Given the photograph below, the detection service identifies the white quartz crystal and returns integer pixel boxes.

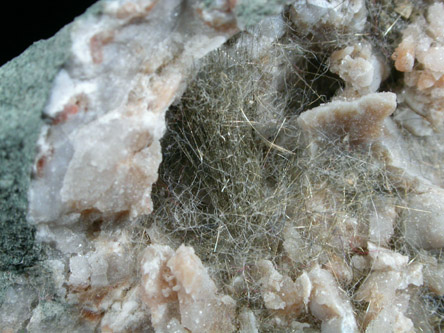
[392,2,444,131]
[356,244,423,332]
[100,287,150,332]
[404,186,444,249]
[371,117,434,191]
[141,244,236,332]
[422,255,444,296]
[258,260,311,317]
[308,265,358,333]
[297,92,397,146]
[69,255,91,288]
[283,226,313,264]
[0,286,37,332]
[367,242,409,271]
[257,261,358,331]
[367,198,397,246]
[330,43,388,97]
[324,254,353,284]
[289,0,366,33]
[238,309,259,333]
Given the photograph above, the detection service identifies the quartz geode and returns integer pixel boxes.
[1,0,444,332]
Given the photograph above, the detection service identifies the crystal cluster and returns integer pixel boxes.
[1,0,444,332]
[23,0,237,330]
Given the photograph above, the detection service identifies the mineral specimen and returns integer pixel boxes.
[2,0,444,332]
[141,244,236,332]
[297,92,397,146]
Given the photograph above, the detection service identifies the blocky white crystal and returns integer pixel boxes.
[308,265,358,333]
[423,255,444,296]
[290,0,366,33]
[69,255,91,288]
[330,43,388,96]
[404,186,444,249]
[297,92,397,146]
[141,244,236,332]
[356,244,423,332]
[258,260,311,317]
[368,198,397,246]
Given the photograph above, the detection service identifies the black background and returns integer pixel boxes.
[1,1,97,66]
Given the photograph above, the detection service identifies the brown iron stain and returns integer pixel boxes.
[90,30,115,64]
[196,7,238,34]
[52,104,79,125]
[52,94,89,125]
[35,147,54,178]
[36,155,48,177]
[115,0,158,20]
[74,286,117,323]
[80,307,105,322]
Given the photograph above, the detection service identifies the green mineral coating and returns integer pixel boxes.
[0,0,104,273]
[200,0,289,28]
[235,0,290,27]
[0,26,72,271]
[0,1,105,272]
